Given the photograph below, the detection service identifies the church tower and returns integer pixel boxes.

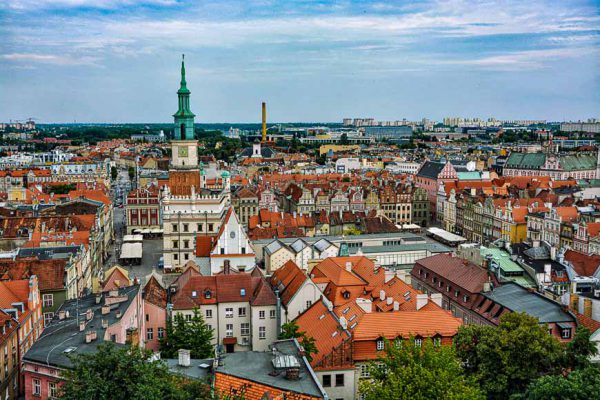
[171,54,199,169]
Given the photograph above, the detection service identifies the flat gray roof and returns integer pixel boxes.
[216,339,324,398]
[484,283,575,324]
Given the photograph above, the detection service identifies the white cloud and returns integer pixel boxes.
[1,53,99,65]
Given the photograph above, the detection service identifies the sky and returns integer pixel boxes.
[0,0,599,123]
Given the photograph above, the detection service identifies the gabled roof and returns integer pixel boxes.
[564,249,600,277]
[294,299,351,367]
[414,254,494,294]
[270,260,308,306]
[143,274,167,308]
[416,161,445,179]
[352,310,462,341]
[311,257,367,287]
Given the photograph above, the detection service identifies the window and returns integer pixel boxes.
[322,374,331,387]
[197,223,203,232]
[172,223,178,232]
[414,338,422,347]
[32,379,41,396]
[238,307,246,317]
[360,364,370,378]
[44,312,54,325]
[205,309,212,318]
[184,253,189,260]
[184,240,189,248]
[259,326,266,340]
[185,314,192,322]
[172,240,179,249]
[220,248,225,255]
[270,309,276,319]
[241,323,250,336]
[173,253,178,261]
[241,247,246,254]
[454,290,460,297]
[208,223,214,232]
[562,328,572,339]
[259,310,265,319]
[158,327,165,338]
[446,285,451,292]
[225,308,233,318]
[43,294,54,307]
[146,328,153,340]
[306,300,312,309]
[191,291,197,298]
[463,295,469,303]
[226,324,233,337]
[49,382,58,399]
[183,224,189,232]
[433,337,442,347]
[376,339,384,351]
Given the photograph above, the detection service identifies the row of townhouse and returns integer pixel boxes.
[233,182,430,228]
[0,276,44,400]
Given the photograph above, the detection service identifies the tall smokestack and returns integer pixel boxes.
[262,101,267,143]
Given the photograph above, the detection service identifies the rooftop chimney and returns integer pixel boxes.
[178,349,191,367]
[339,316,347,330]
[356,298,372,313]
[386,296,393,306]
[416,294,429,310]
[345,262,352,272]
[430,293,443,307]
[262,102,267,143]
[79,320,86,331]
[384,269,395,283]
[223,260,231,275]
[393,301,400,311]
[379,290,386,301]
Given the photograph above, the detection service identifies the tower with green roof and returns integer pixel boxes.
[173,54,195,141]
[171,55,199,169]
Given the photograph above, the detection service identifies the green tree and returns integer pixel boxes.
[454,312,563,399]
[359,338,484,400]
[111,166,118,181]
[340,133,349,145]
[279,320,318,362]
[160,308,214,359]
[563,326,598,370]
[128,166,135,181]
[60,342,208,400]
[525,365,600,400]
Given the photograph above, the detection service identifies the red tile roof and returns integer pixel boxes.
[564,250,600,277]
[414,254,494,294]
[270,260,308,306]
[353,310,462,340]
[295,299,351,367]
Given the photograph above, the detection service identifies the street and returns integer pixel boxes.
[105,167,165,286]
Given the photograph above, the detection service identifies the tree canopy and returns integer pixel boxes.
[359,338,484,400]
[454,312,564,399]
[160,308,214,359]
[60,342,211,400]
[524,364,600,400]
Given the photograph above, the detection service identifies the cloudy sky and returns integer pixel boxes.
[0,0,599,123]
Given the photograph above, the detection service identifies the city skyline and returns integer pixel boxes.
[1,0,599,123]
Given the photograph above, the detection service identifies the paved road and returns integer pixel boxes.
[104,167,166,286]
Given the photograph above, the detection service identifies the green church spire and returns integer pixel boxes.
[173,54,195,140]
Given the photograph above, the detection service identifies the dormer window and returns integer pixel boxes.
[204,290,211,299]
[376,339,385,351]
[191,291,197,298]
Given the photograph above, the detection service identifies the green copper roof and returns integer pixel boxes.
[457,171,482,180]
[505,152,546,169]
[178,55,190,94]
[560,154,596,171]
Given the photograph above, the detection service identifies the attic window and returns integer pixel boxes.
[332,331,338,337]
[342,307,350,314]
[349,315,356,322]
[319,314,325,320]
[191,291,197,298]
[204,290,211,299]
[350,322,357,329]
[240,289,246,297]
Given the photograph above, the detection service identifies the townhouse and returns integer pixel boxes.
[21,285,144,400]
[169,267,278,352]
